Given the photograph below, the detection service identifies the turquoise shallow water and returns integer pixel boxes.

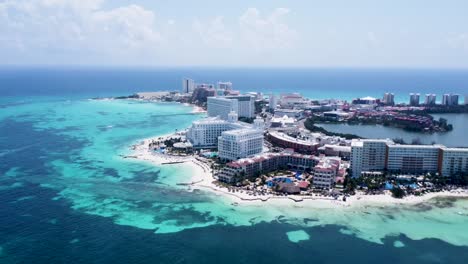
[1,96,468,263]
[2,67,468,263]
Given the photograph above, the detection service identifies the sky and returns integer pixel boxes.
[1,0,468,68]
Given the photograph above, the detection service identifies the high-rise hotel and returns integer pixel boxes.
[207,95,255,120]
[187,111,265,160]
[182,78,195,93]
[351,139,468,177]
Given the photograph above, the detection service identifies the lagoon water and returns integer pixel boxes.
[1,68,468,263]
[318,114,468,147]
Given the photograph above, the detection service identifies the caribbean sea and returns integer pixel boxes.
[1,67,468,263]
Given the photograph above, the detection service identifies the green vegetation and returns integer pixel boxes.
[255,100,268,114]
[436,117,453,131]
[343,171,468,197]
[304,118,362,140]
[310,112,454,133]
[113,94,139,99]
[391,186,406,198]
[238,117,255,124]
[410,105,468,114]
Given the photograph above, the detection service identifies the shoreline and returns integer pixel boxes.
[130,133,468,209]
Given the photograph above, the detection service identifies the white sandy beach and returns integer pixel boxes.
[130,133,468,209]
[187,104,206,114]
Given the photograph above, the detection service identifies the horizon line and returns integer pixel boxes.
[2,64,468,71]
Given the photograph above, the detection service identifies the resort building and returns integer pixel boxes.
[270,115,296,128]
[450,94,459,105]
[350,139,468,177]
[323,111,351,121]
[409,93,420,106]
[440,148,468,177]
[187,112,247,148]
[217,152,320,183]
[196,83,215,89]
[269,94,277,110]
[267,131,319,154]
[352,96,379,105]
[274,109,304,119]
[279,93,307,108]
[218,118,265,161]
[312,158,341,189]
[182,78,195,94]
[350,139,391,178]
[382,93,395,105]
[217,81,233,90]
[386,144,441,174]
[207,97,239,120]
[424,94,437,105]
[318,144,351,159]
[442,94,460,106]
[217,129,264,161]
[225,95,256,118]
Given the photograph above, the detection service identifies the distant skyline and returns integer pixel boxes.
[1,0,468,68]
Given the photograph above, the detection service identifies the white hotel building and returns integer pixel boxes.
[351,139,390,178]
[312,158,341,189]
[182,78,195,93]
[207,97,239,120]
[207,95,256,120]
[351,139,468,177]
[187,111,265,160]
[386,144,441,174]
[225,95,255,118]
[218,118,264,161]
[187,112,246,148]
[440,148,468,177]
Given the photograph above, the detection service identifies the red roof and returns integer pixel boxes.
[297,181,310,188]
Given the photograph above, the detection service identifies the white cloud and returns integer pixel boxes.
[367,31,379,46]
[91,5,162,50]
[0,2,298,65]
[192,16,233,48]
[40,0,104,11]
[448,33,468,51]
[0,0,162,63]
[239,8,297,51]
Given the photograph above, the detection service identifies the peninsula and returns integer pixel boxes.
[119,80,468,206]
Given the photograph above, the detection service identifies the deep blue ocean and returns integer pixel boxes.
[1,67,468,264]
[1,67,468,102]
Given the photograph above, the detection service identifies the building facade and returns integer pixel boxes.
[217,152,319,183]
[312,158,341,189]
[424,94,437,105]
[409,93,420,106]
[218,128,264,161]
[267,131,319,154]
[182,78,195,93]
[351,139,468,177]
[440,148,468,177]
[279,93,306,108]
[207,97,239,120]
[274,109,304,118]
[217,81,233,90]
[225,95,255,118]
[269,94,277,110]
[351,139,390,178]
[382,93,395,105]
[442,94,460,106]
[386,145,441,174]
